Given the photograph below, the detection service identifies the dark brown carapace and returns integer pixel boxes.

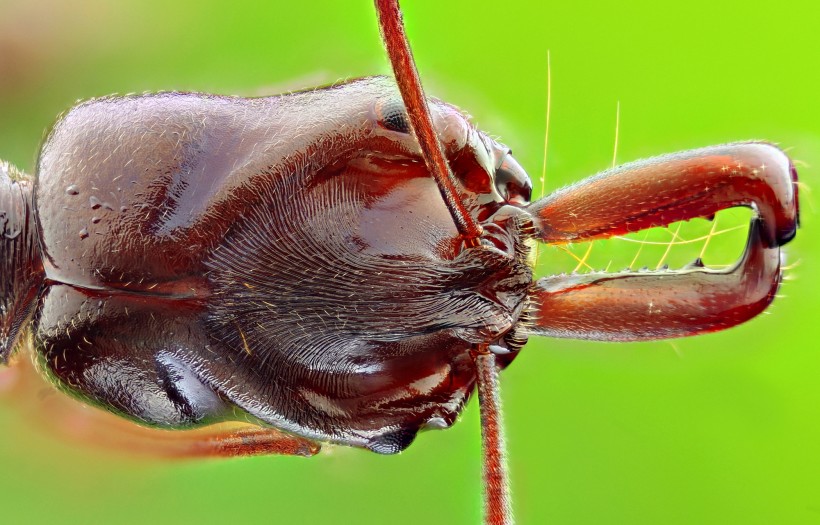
[0,1,799,524]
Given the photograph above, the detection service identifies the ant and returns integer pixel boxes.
[0,1,801,524]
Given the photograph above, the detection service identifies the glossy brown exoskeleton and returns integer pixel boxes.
[0,1,799,524]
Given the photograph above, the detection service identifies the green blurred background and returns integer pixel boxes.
[0,0,818,523]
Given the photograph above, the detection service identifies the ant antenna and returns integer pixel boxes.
[472,349,513,525]
[374,0,483,244]
[375,3,510,523]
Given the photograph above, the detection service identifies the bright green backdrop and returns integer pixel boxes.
[0,1,817,524]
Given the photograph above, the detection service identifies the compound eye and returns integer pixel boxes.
[375,98,411,133]
[495,153,532,206]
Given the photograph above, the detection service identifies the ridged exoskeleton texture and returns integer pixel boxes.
[0,163,43,362]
